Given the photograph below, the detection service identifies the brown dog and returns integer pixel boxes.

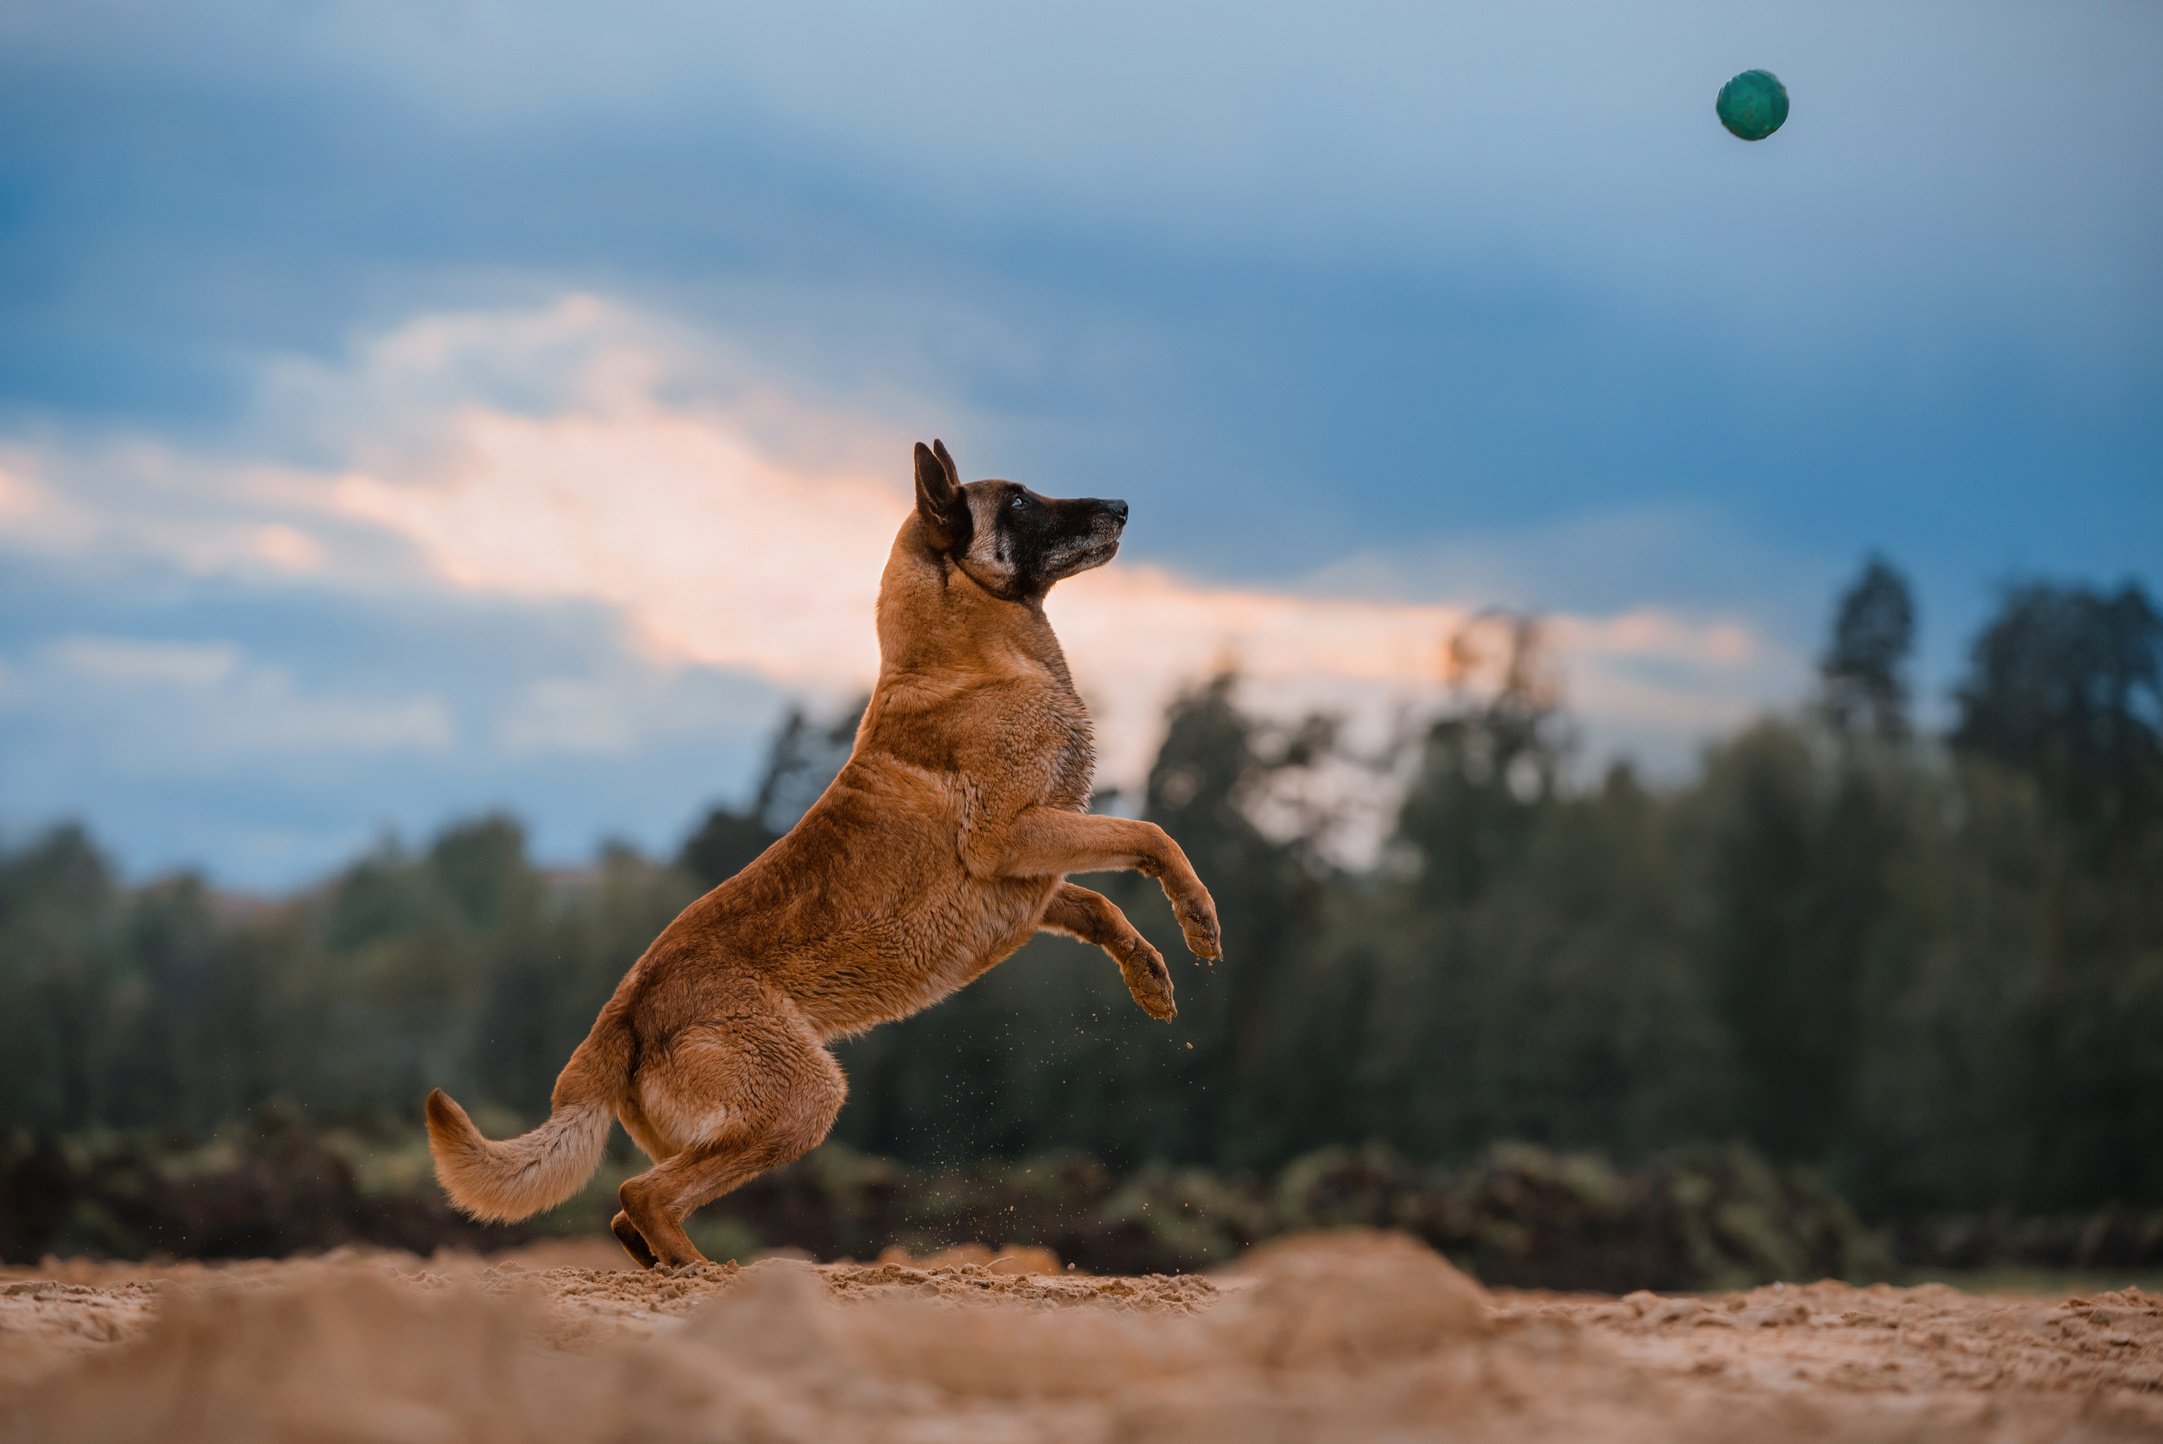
[425,440,1222,1267]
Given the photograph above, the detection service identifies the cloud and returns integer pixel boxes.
[37,635,457,760]
[320,387,902,682]
[49,636,245,690]
[16,0,2156,353]
[5,0,2153,669]
[3,2,2154,884]
[0,462,39,523]
[498,670,786,760]
[1,295,1795,800]
[0,546,791,885]
[0,434,390,586]
[242,298,1793,784]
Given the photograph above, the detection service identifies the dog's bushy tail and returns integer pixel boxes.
[425,1011,632,1223]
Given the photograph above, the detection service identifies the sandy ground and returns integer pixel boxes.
[1,1232,2157,1442]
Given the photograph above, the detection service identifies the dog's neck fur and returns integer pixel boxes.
[872,517,1076,698]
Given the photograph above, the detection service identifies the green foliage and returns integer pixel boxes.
[0,816,700,1135]
[1821,555,1917,742]
[1,570,2158,1233]
[1953,580,2163,846]
[0,1126,1896,1289]
[0,1115,510,1261]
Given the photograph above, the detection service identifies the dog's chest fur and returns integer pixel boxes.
[635,521,1113,1042]
[1030,658,1096,814]
[939,659,1093,928]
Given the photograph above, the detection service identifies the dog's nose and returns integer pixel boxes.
[1104,499,1129,522]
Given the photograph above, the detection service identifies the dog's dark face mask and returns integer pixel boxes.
[913,439,1127,602]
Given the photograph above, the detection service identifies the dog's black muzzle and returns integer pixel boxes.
[1082,497,1128,538]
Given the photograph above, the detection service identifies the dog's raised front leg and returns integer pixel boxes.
[1039,882,1177,1019]
[985,809,1221,961]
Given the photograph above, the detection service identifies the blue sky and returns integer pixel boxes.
[2,1,2157,886]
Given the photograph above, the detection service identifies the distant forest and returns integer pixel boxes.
[3,562,2159,1217]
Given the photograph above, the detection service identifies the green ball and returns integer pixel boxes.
[1716,69,1789,142]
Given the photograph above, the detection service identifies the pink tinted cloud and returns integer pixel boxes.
[3,297,1793,786]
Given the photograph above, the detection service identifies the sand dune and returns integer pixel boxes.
[3,1232,2158,1442]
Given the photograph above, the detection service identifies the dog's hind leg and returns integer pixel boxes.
[606,1088,679,1266]
[1039,883,1176,1020]
[610,1210,659,1268]
[616,996,846,1268]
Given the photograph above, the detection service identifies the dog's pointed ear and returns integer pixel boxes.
[913,439,969,551]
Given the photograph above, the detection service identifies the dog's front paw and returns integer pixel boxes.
[1119,940,1178,1021]
[1174,890,1222,962]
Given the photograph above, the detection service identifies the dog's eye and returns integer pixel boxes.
[1007,494,1030,512]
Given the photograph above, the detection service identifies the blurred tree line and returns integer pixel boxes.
[2,564,2158,1217]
